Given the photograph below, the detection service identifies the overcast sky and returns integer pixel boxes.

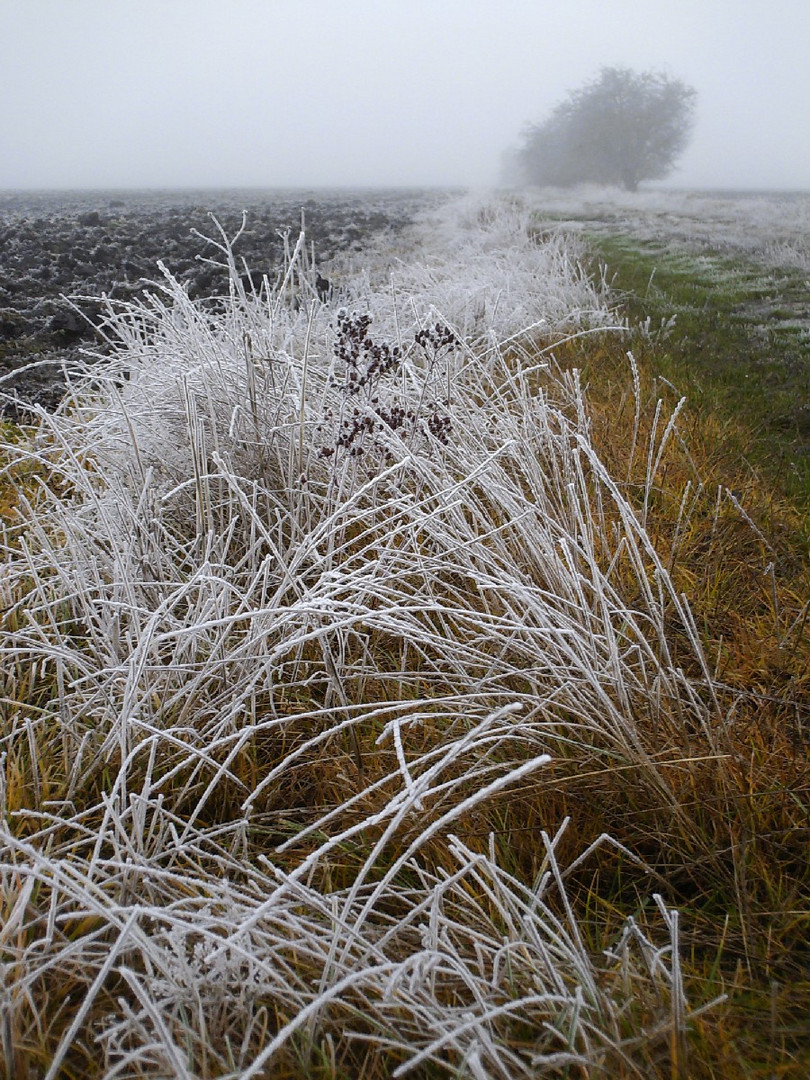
[2,0,809,191]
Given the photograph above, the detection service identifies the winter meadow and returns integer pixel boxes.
[0,188,808,1078]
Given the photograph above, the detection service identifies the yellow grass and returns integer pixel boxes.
[0,204,807,1077]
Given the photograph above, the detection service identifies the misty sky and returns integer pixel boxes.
[2,0,809,191]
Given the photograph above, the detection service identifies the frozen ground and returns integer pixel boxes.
[523,186,810,493]
[0,188,449,411]
[518,185,810,273]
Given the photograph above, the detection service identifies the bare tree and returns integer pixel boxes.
[518,67,697,191]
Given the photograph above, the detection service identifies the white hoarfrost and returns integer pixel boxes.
[0,193,719,1077]
[517,184,810,272]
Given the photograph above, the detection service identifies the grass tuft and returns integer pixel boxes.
[0,192,806,1078]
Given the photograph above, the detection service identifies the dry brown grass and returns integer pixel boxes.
[530,330,810,1078]
[0,203,808,1076]
[2,355,807,1077]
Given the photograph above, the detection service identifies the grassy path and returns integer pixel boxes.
[522,198,810,1077]
[586,233,810,507]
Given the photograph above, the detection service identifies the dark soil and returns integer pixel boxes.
[0,187,446,417]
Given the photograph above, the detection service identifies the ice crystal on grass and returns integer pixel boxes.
[319,311,455,468]
[0,192,720,1078]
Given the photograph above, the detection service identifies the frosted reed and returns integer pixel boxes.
[0,193,719,1077]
